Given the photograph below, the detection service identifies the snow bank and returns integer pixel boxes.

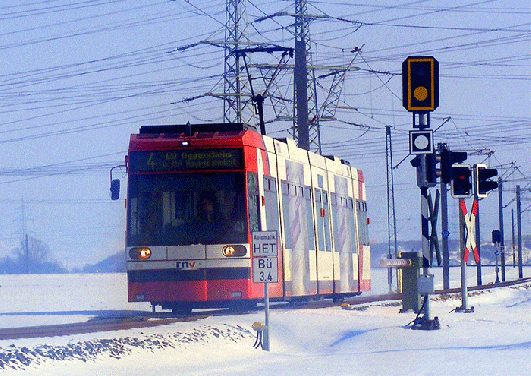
[0,271,529,375]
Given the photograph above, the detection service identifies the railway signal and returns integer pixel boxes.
[411,154,437,188]
[475,164,498,198]
[426,152,440,186]
[402,56,439,113]
[403,56,440,330]
[440,149,468,184]
[451,165,472,198]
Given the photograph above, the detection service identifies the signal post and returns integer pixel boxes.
[403,56,439,330]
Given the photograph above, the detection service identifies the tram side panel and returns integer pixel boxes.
[282,160,315,296]
[354,169,371,291]
[272,138,317,297]
[308,152,334,295]
[261,139,289,300]
[326,157,359,294]
[334,174,358,293]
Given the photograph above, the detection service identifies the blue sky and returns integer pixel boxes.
[0,0,529,267]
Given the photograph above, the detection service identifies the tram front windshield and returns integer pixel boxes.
[128,173,247,246]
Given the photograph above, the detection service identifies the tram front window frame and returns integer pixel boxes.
[127,172,248,246]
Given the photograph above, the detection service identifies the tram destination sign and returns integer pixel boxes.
[129,149,244,172]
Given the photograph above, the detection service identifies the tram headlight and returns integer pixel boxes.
[129,247,152,260]
[222,245,247,257]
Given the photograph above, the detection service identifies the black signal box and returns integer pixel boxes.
[476,164,498,198]
[440,149,468,184]
[402,56,439,112]
[451,164,472,198]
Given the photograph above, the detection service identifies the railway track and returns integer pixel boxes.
[0,314,210,341]
[1,277,529,341]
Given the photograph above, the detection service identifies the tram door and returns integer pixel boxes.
[313,173,334,295]
[331,175,358,293]
[280,160,315,296]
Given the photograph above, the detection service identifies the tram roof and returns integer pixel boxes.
[129,123,264,151]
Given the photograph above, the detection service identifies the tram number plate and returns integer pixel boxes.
[253,257,278,283]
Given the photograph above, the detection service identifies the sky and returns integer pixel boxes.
[0,0,529,268]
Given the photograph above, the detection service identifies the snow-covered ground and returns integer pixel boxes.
[0,267,529,375]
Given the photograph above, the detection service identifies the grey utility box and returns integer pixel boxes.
[399,252,422,313]
[417,274,435,294]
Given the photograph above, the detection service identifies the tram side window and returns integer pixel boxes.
[356,200,370,246]
[281,181,293,249]
[322,191,332,251]
[331,193,358,253]
[281,181,316,250]
[315,188,333,252]
[348,198,357,254]
[264,176,280,232]
[248,173,261,233]
[303,187,315,250]
[332,193,349,253]
[315,188,325,251]
[331,193,339,252]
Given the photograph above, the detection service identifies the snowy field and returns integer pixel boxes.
[0,267,529,375]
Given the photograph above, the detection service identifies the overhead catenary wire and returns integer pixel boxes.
[0,1,527,237]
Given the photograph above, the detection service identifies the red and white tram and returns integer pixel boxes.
[124,123,370,313]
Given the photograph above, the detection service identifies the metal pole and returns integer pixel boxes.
[25,234,29,274]
[386,126,392,292]
[386,126,398,293]
[511,209,516,268]
[495,242,500,283]
[419,113,431,321]
[459,198,468,310]
[498,177,506,282]
[439,144,450,290]
[516,185,523,279]
[474,194,482,286]
[294,0,309,151]
[263,282,270,351]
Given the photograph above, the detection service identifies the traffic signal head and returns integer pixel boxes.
[440,149,467,184]
[402,56,439,112]
[476,164,498,198]
[451,165,472,198]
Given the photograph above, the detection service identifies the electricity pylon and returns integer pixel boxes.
[223,0,251,124]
